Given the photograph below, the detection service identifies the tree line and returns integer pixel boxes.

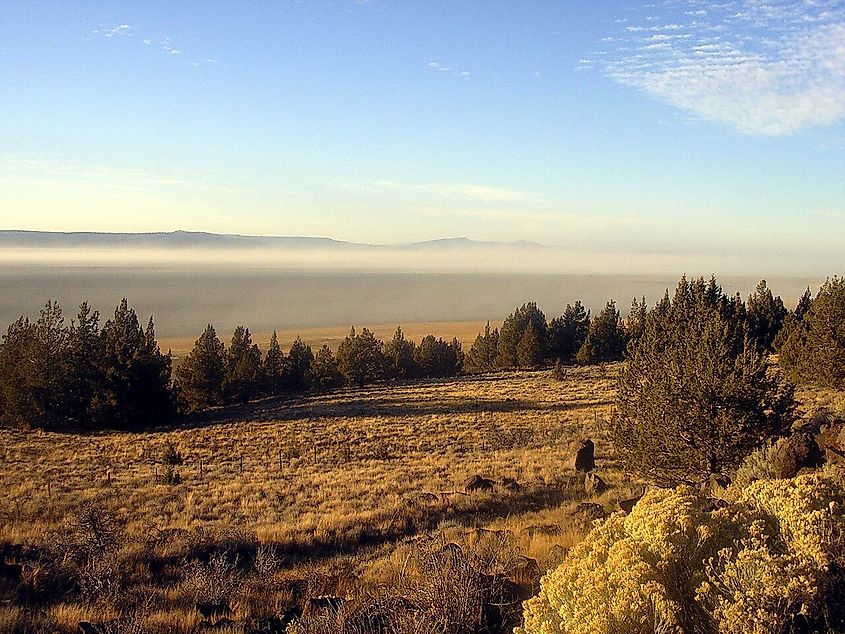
[1,276,842,431]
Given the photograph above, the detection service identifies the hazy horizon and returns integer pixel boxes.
[2,2,844,275]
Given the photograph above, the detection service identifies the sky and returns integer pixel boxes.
[1,0,844,275]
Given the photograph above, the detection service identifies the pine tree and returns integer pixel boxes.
[516,324,543,368]
[175,324,227,411]
[612,276,795,485]
[384,326,418,379]
[778,277,845,388]
[414,335,461,378]
[746,279,787,352]
[286,336,314,391]
[497,303,548,368]
[576,300,624,364]
[548,301,590,364]
[224,326,262,404]
[625,296,648,352]
[794,287,813,321]
[66,302,103,426]
[98,300,174,429]
[308,345,342,392]
[336,327,387,386]
[263,331,286,396]
[464,322,498,374]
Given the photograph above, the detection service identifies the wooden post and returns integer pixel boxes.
[313,443,317,464]
[155,466,158,482]
[199,460,203,481]
[239,455,244,475]
[278,450,282,470]
[107,471,111,485]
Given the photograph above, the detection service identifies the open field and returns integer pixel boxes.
[160,320,499,363]
[1,365,842,632]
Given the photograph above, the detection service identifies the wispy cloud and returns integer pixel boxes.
[598,1,845,135]
[93,25,218,68]
[428,61,470,78]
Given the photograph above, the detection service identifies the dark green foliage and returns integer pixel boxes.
[779,277,845,388]
[224,326,262,404]
[263,331,286,396]
[497,303,547,368]
[66,302,103,427]
[516,324,543,368]
[746,279,787,352]
[464,322,499,374]
[548,301,590,364]
[97,301,174,429]
[308,344,343,392]
[414,335,462,378]
[576,300,624,364]
[795,287,813,321]
[286,336,314,391]
[175,324,227,412]
[625,296,647,352]
[384,326,418,379]
[612,276,795,485]
[0,302,70,429]
[161,441,183,465]
[336,327,387,386]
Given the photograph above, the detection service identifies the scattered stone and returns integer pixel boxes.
[773,432,824,478]
[583,472,607,495]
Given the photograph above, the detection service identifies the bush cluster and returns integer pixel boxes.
[518,469,845,634]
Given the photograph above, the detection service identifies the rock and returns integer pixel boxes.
[500,477,522,492]
[618,487,646,514]
[773,432,824,478]
[816,421,845,466]
[571,439,595,472]
[573,502,608,521]
[584,472,607,495]
[699,473,731,492]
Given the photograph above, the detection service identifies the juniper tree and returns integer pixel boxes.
[516,324,543,368]
[263,331,286,396]
[286,336,314,391]
[66,302,103,426]
[625,296,647,352]
[497,303,547,368]
[464,322,498,374]
[746,279,787,352]
[415,335,461,378]
[98,300,174,429]
[576,300,624,365]
[336,327,386,386]
[548,301,590,364]
[175,324,227,411]
[308,344,343,392]
[612,276,795,485]
[384,326,418,379]
[778,277,845,388]
[224,326,262,404]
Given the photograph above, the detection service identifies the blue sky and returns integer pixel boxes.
[1,1,844,274]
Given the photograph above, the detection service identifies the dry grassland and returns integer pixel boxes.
[160,320,500,362]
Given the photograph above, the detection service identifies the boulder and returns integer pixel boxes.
[584,472,607,495]
[773,432,824,478]
[571,439,595,472]
[816,421,845,466]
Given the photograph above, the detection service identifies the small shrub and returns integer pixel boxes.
[730,438,787,489]
[159,464,181,486]
[161,442,183,466]
[551,360,568,382]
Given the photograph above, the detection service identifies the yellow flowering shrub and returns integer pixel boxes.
[518,470,845,634]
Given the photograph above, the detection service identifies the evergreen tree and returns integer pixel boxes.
[384,326,418,379]
[0,302,70,429]
[497,303,548,368]
[548,301,590,364]
[516,323,543,368]
[612,276,795,485]
[66,302,103,426]
[286,336,314,390]
[263,331,286,396]
[576,300,624,364]
[336,327,387,386]
[308,344,342,392]
[778,277,845,388]
[175,324,227,411]
[224,326,262,404]
[98,300,174,429]
[747,280,787,352]
[464,322,499,374]
[794,287,813,321]
[625,296,648,352]
[414,335,461,377]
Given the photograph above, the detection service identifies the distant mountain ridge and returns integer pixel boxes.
[0,230,545,250]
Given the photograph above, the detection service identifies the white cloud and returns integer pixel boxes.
[143,38,151,45]
[601,1,845,135]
